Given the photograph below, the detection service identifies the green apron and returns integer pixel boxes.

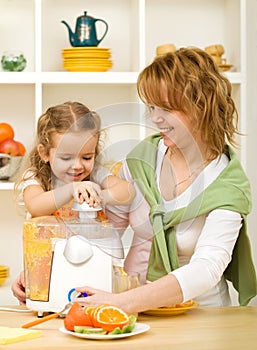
[126,133,257,306]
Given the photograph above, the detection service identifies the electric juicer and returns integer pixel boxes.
[23,203,124,314]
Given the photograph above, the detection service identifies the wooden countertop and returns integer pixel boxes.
[0,305,257,349]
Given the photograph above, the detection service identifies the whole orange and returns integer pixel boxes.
[0,123,15,143]
[16,141,26,156]
[64,302,92,331]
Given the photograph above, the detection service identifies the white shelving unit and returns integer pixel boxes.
[0,0,249,192]
[1,0,256,305]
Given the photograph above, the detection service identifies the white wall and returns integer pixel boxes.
[0,191,24,305]
[245,0,257,306]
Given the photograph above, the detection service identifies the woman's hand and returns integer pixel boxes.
[73,181,103,207]
[75,286,117,306]
[11,271,26,305]
[74,286,131,312]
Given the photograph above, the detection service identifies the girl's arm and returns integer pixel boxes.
[23,181,102,217]
[100,175,136,206]
[23,183,76,217]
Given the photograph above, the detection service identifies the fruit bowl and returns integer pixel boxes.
[0,154,24,181]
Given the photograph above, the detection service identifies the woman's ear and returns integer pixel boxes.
[37,144,49,163]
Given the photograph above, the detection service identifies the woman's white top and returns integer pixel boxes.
[106,139,242,306]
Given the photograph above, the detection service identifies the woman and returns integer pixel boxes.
[12,48,257,312]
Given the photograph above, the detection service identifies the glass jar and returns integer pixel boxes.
[1,51,27,72]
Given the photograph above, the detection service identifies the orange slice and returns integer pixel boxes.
[175,299,194,308]
[93,305,129,332]
[84,305,97,327]
[92,304,107,327]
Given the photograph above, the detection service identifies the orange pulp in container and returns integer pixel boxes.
[23,216,66,301]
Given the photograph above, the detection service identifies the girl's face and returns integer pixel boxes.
[149,105,196,151]
[45,131,98,184]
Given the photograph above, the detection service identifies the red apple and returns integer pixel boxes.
[0,138,20,156]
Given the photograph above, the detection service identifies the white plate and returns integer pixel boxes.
[59,323,150,340]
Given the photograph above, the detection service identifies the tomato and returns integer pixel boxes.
[64,302,92,331]
[0,123,15,143]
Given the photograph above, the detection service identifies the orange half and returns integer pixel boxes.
[94,305,129,332]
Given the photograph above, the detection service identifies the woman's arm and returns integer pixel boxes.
[75,273,183,314]
[75,209,242,312]
[171,209,241,302]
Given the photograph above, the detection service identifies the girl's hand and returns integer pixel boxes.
[73,181,103,207]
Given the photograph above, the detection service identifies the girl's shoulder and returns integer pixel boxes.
[20,169,40,188]
[22,169,37,181]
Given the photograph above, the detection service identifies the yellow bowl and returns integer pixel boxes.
[0,276,8,286]
[0,265,9,270]
[62,52,111,59]
[63,65,112,72]
[62,47,110,52]
[63,58,112,65]
[0,265,9,271]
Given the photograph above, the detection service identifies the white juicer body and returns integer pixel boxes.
[26,238,113,313]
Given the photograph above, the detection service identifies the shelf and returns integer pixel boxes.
[0,0,249,184]
[0,72,36,84]
[0,71,244,85]
[224,72,246,84]
[40,71,139,84]
[0,182,15,190]
[0,0,250,190]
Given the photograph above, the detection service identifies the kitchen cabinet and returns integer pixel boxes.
[0,0,256,305]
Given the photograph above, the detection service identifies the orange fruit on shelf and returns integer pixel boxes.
[0,122,15,143]
[16,141,26,156]
[93,305,130,332]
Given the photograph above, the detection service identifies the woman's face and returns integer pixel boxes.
[149,105,196,151]
[46,131,98,184]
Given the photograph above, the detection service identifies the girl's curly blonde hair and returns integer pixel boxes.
[137,47,239,158]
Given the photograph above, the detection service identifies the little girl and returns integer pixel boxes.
[15,101,135,218]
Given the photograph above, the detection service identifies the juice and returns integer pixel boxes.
[23,217,66,301]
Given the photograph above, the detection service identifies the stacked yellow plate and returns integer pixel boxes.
[62,47,113,72]
[0,265,9,286]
